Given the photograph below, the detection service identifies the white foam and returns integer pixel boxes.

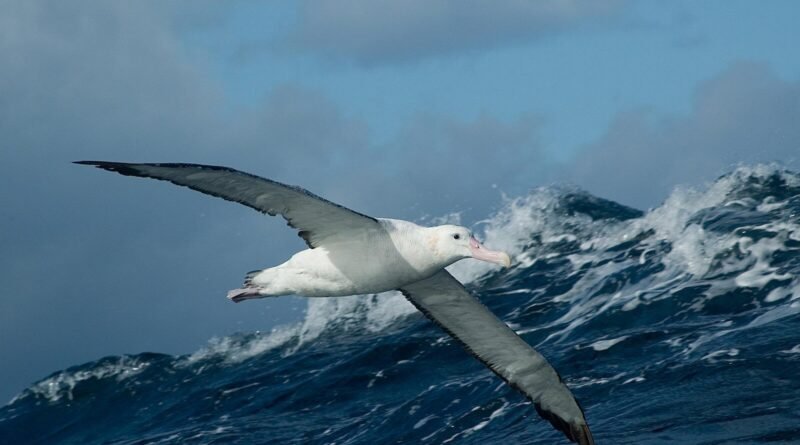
[442,401,511,443]
[219,382,260,396]
[184,324,298,365]
[686,301,800,356]
[623,376,645,384]
[589,336,629,351]
[12,356,150,404]
[780,344,800,354]
[493,166,799,361]
[702,348,740,362]
[413,414,437,429]
[570,372,628,388]
[538,166,800,344]
[470,402,510,432]
[366,370,385,388]
[734,236,792,288]
[184,291,418,366]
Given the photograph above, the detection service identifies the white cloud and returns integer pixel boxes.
[288,0,628,65]
[567,62,800,208]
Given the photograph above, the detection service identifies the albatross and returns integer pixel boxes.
[76,161,595,444]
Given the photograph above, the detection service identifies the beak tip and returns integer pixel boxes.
[469,243,512,268]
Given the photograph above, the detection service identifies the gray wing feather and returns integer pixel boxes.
[75,161,379,248]
[400,270,594,445]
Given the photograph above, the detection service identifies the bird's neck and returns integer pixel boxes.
[382,219,451,275]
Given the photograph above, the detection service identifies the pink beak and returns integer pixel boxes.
[469,237,511,268]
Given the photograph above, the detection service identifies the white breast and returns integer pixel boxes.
[259,218,442,297]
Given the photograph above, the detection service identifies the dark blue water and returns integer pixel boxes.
[3,165,800,444]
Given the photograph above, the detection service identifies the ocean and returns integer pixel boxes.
[2,165,800,444]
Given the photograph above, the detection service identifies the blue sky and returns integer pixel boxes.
[1,0,799,402]
[188,0,799,157]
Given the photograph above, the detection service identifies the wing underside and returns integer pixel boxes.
[400,271,594,444]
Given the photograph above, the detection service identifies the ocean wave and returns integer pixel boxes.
[4,164,800,444]
[10,355,154,405]
[171,164,800,370]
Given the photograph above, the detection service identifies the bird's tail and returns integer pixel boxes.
[243,269,262,287]
[227,270,267,303]
[227,288,261,303]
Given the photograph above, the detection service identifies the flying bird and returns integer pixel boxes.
[76,161,594,444]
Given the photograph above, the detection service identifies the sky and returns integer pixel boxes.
[1,0,799,402]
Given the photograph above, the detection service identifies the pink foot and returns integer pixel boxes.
[226,288,261,303]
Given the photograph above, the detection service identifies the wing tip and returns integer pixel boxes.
[535,403,594,445]
[74,160,143,177]
[74,160,121,169]
[73,160,102,167]
[74,161,242,176]
[572,422,595,445]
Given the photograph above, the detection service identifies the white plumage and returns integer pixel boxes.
[245,219,444,297]
[238,218,494,299]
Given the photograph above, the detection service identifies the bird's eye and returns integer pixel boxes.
[453,234,460,240]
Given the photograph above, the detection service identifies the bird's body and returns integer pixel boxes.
[246,219,447,298]
[77,161,595,445]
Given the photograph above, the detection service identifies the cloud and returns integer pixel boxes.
[0,1,224,161]
[0,0,229,401]
[566,62,800,208]
[373,113,547,220]
[0,0,553,402]
[288,0,628,65]
[0,1,333,401]
[229,85,372,172]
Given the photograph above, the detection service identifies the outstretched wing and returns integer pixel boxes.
[76,161,379,248]
[400,270,594,445]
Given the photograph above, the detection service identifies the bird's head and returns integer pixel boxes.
[430,225,511,268]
